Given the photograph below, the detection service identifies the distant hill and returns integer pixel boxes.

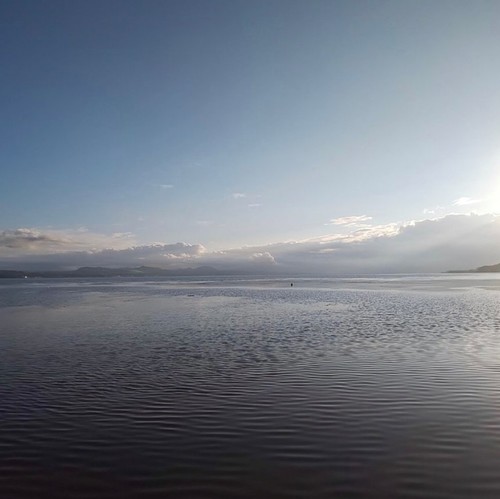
[0,266,231,278]
[473,263,500,272]
[447,263,500,273]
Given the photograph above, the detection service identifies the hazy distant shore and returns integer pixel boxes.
[3,262,500,278]
[0,265,234,279]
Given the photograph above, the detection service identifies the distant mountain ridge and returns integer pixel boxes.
[0,266,231,278]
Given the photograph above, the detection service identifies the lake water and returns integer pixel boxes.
[2,274,500,498]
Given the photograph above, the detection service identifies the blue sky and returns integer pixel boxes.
[2,0,500,272]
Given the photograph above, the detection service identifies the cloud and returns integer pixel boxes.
[328,215,373,226]
[278,213,500,273]
[423,205,445,215]
[160,184,174,189]
[231,192,247,199]
[0,229,64,249]
[0,228,136,256]
[248,203,262,208]
[250,252,276,264]
[200,213,500,274]
[3,214,500,274]
[453,197,481,206]
[0,238,205,270]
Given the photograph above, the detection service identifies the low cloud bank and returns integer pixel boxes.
[1,214,500,273]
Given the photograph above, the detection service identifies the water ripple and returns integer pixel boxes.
[2,280,500,497]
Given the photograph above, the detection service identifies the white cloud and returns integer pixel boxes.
[248,203,262,208]
[160,184,174,189]
[453,197,481,206]
[423,205,445,215]
[250,252,276,264]
[328,215,373,226]
[231,192,247,199]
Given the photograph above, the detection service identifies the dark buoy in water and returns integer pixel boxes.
[290,282,293,287]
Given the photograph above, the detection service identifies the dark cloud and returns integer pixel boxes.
[0,229,64,249]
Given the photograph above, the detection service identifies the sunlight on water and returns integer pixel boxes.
[2,275,500,498]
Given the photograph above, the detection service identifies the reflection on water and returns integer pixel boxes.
[2,276,500,498]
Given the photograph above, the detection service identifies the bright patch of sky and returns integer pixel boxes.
[2,0,500,271]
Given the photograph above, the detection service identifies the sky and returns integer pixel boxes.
[2,0,500,273]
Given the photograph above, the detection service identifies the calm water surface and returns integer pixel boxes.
[1,275,500,498]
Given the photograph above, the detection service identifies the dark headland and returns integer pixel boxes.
[447,262,500,273]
